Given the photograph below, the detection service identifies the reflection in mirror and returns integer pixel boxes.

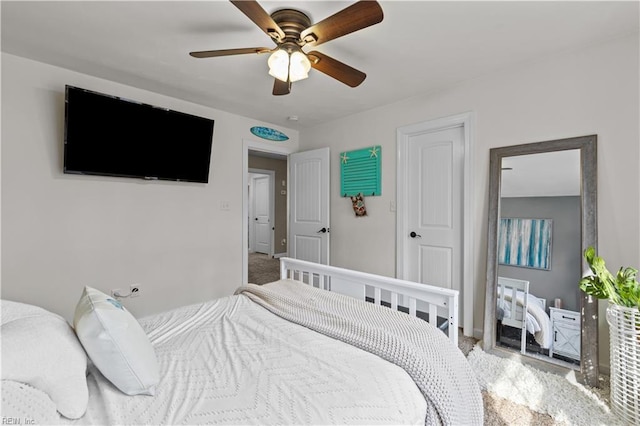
[483,135,598,388]
[497,150,581,369]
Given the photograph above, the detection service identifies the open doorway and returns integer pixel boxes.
[248,170,274,256]
[242,140,330,285]
[247,150,288,284]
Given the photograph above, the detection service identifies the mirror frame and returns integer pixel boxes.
[482,134,598,387]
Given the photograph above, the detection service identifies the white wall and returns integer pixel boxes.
[300,34,640,369]
[1,53,299,322]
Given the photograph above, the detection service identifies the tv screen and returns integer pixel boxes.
[64,85,215,183]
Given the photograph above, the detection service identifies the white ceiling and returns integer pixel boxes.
[501,150,581,198]
[2,1,638,130]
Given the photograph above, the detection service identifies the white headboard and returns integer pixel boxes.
[497,276,546,310]
[279,257,459,346]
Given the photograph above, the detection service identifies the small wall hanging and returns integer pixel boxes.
[350,193,367,217]
[340,145,381,197]
[250,126,289,141]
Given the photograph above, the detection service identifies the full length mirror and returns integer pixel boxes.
[483,135,598,387]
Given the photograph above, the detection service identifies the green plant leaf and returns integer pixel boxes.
[579,276,609,299]
[581,247,640,309]
[584,246,596,268]
[616,267,640,308]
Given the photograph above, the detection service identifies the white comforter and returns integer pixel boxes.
[62,288,429,425]
[239,280,483,426]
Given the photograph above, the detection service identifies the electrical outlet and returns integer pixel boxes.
[281,238,286,246]
[111,288,124,298]
[130,284,141,298]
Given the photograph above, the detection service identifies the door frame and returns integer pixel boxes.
[248,169,275,256]
[243,139,295,284]
[396,112,475,337]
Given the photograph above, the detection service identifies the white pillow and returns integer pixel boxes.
[1,300,88,419]
[2,380,59,425]
[73,286,159,396]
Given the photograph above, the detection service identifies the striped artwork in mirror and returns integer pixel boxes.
[498,218,552,270]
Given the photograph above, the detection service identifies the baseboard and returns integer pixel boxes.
[273,252,288,259]
[473,328,483,340]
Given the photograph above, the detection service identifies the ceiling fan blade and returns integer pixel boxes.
[230,0,286,43]
[272,78,291,96]
[300,1,383,47]
[307,51,366,87]
[189,47,272,58]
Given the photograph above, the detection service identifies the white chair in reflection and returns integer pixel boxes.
[497,276,530,354]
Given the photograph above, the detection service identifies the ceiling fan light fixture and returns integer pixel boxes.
[288,51,311,82]
[268,49,290,82]
[191,0,385,95]
[268,48,311,83]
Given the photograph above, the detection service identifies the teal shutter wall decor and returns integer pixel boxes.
[340,146,381,197]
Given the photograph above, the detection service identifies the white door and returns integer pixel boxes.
[406,126,464,292]
[252,174,271,255]
[289,148,330,264]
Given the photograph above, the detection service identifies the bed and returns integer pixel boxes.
[496,276,552,351]
[1,258,483,425]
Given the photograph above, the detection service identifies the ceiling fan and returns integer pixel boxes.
[189,0,384,96]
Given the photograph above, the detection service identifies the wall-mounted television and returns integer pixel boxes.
[64,85,215,183]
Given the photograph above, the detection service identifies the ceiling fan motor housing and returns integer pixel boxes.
[270,9,314,47]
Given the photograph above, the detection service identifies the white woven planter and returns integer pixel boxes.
[606,303,640,424]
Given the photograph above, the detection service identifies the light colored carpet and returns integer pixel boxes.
[467,342,617,425]
[458,334,556,424]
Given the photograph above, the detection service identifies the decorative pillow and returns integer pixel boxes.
[73,286,159,396]
[1,300,88,419]
[1,299,54,325]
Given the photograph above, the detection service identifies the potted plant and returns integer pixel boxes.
[580,246,640,424]
[580,246,640,309]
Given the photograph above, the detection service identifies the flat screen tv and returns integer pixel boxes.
[64,85,215,183]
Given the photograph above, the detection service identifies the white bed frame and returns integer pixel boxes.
[280,257,459,346]
[497,276,530,354]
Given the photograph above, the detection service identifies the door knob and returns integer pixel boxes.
[317,227,328,233]
[409,231,422,238]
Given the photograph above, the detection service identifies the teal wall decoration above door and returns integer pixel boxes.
[250,126,289,141]
[340,146,381,197]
